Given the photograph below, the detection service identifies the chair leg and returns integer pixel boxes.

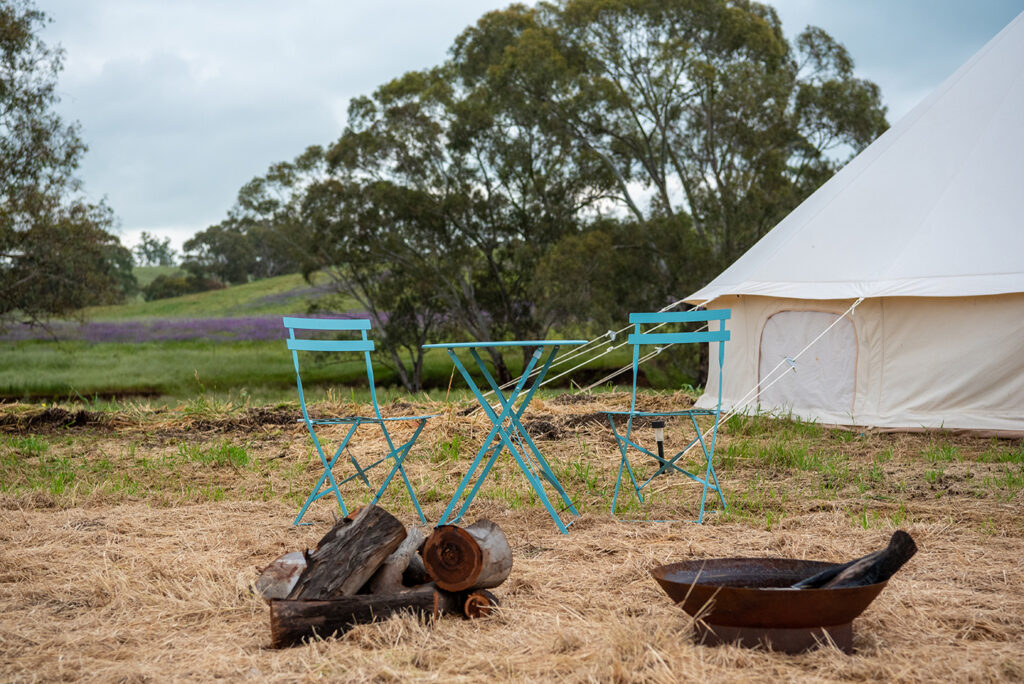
[709,455,727,510]
[349,452,372,489]
[371,420,429,524]
[608,416,643,516]
[695,446,726,524]
[294,424,358,525]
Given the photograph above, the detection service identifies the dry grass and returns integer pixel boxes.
[1,392,1022,682]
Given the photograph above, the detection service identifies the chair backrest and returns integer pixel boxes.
[625,309,732,412]
[282,316,383,419]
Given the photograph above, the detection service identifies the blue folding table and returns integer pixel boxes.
[423,340,588,534]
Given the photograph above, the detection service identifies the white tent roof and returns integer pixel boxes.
[687,12,1024,305]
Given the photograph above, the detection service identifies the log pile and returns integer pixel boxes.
[254,506,512,648]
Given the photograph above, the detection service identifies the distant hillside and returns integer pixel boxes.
[132,265,184,288]
[89,272,356,320]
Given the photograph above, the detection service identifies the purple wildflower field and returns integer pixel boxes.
[1,313,372,344]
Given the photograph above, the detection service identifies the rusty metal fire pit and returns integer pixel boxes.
[650,558,889,654]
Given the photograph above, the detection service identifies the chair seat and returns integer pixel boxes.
[298,414,438,425]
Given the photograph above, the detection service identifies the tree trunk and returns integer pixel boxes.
[484,347,512,385]
[287,505,407,600]
[422,520,513,592]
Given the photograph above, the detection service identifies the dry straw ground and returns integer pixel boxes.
[1,392,1022,682]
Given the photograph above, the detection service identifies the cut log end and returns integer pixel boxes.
[423,520,512,592]
[462,589,499,619]
[423,525,484,591]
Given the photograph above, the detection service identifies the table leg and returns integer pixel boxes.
[436,350,536,526]
[455,347,577,533]
[469,347,580,517]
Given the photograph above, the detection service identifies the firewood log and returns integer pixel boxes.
[423,519,512,592]
[287,505,407,600]
[269,583,461,648]
[402,552,431,587]
[368,526,426,594]
[462,588,499,618]
[254,551,307,600]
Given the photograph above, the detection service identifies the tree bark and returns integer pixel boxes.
[423,520,512,592]
[287,505,407,600]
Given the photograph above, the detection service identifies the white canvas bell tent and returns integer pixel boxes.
[685,12,1024,435]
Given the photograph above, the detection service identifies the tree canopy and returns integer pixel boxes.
[0,0,135,327]
[207,0,888,390]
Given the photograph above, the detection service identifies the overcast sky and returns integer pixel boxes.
[39,0,1024,252]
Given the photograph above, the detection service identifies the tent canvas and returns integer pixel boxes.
[685,12,1024,434]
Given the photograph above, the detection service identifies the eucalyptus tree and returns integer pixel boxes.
[0,0,135,327]
[494,0,888,274]
[316,15,611,381]
[182,150,320,285]
[301,146,451,393]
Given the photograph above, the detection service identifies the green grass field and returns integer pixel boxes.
[131,265,184,289]
[0,338,631,404]
[94,270,343,319]
[4,270,639,402]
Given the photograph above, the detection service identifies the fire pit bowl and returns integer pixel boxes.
[650,558,889,654]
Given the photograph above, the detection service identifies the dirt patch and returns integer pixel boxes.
[0,406,107,431]
[522,417,562,440]
[549,392,603,406]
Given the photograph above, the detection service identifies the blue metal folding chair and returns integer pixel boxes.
[284,316,435,525]
[602,309,731,523]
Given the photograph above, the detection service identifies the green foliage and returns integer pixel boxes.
[923,443,960,463]
[142,273,223,301]
[0,0,136,327]
[177,441,250,468]
[977,441,1024,464]
[192,0,888,392]
[133,231,177,267]
[537,0,887,268]
[179,153,315,287]
[3,434,49,457]
[182,222,257,285]
[430,436,463,464]
[132,265,184,289]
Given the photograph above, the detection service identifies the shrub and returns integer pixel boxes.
[143,274,224,301]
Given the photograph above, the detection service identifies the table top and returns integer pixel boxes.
[423,340,589,349]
